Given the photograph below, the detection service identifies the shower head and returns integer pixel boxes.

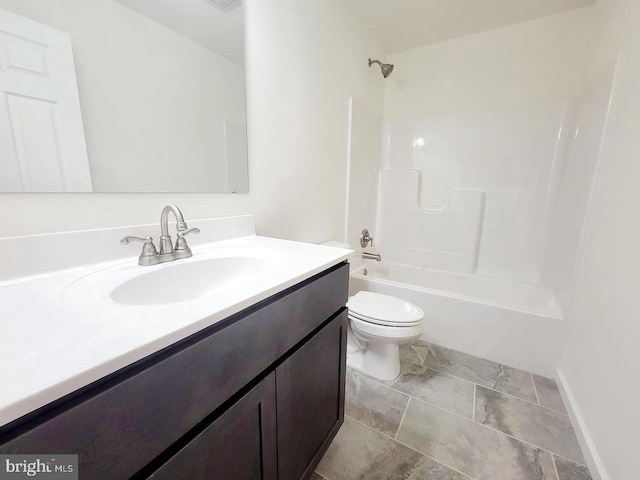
[368,58,394,78]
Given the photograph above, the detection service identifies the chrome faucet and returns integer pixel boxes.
[121,204,200,266]
[159,204,188,255]
[362,252,382,262]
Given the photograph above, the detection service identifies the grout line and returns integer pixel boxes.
[422,343,430,366]
[478,382,571,417]
[472,383,476,422]
[531,372,541,405]
[357,343,529,401]
[349,359,568,425]
[426,343,549,403]
[348,363,589,474]
[351,361,575,435]
[550,452,590,469]
[350,366,475,420]
[354,389,588,471]
[401,356,426,369]
[387,357,480,388]
[405,395,491,428]
[552,453,561,480]
[417,362,501,394]
[394,390,411,440]
[406,451,476,480]
[406,396,588,467]
[417,363,478,387]
[348,348,584,465]
[346,413,475,480]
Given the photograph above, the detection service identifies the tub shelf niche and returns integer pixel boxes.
[378,169,485,273]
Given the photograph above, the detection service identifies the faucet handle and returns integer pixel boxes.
[175,227,200,251]
[120,236,159,257]
[360,229,374,248]
[177,227,200,237]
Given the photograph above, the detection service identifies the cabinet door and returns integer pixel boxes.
[147,373,277,480]
[276,310,347,480]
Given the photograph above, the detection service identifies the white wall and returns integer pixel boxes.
[384,8,593,119]
[377,9,592,282]
[0,0,383,242]
[345,98,383,251]
[0,0,245,193]
[557,0,640,478]
[244,0,384,242]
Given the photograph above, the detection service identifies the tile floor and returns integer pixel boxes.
[315,341,592,480]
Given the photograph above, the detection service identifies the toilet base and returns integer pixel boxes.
[346,327,401,381]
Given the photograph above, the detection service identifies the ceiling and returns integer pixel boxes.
[113,0,595,66]
[345,0,595,54]
[115,0,244,65]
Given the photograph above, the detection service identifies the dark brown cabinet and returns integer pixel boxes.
[148,310,347,480]
[148,373,278,480]
[0,262,348,480]
[276,311,347,480]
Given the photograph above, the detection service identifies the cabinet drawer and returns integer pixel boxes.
[0,262,348,479]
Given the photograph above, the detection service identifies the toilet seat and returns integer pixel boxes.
[349,311,422,327]
[350,315,423,342]
[347,291,424,327]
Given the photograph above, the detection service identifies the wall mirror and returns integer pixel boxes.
[0,0,248,193]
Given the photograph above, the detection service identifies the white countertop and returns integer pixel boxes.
[0,217,351,428]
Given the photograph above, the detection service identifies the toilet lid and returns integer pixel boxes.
[347,291,424,326]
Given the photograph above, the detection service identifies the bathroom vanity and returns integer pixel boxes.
[0,215,351,479]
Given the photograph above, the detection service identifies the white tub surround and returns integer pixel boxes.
[378,102,567,283]
[0,215,351,427]
[378,170,485,273]
[350,262,565,377]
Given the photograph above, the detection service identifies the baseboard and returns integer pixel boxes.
[555,369,610,480]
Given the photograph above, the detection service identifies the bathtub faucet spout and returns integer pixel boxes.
[362,252,382,262]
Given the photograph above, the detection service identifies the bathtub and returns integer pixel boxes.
[349,262,566,377]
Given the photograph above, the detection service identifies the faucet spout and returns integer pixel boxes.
[159,204,187,255]
[121,204,199,265]
[362,251,382,262]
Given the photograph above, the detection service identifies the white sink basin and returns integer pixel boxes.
[111,256,275,305]
[62,247,286,306]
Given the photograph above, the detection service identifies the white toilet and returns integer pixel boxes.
[346,291,424,381]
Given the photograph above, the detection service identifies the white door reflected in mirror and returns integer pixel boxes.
[0,0,248,193]
[0,8,91,192]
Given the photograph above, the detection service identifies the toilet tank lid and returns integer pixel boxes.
[347,291,424,324]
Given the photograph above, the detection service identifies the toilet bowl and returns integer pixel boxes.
[346,291,424,381]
